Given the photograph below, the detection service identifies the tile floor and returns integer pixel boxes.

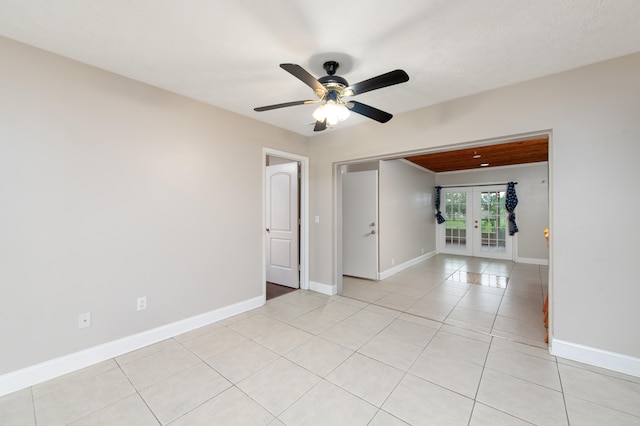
[2,254,640,425]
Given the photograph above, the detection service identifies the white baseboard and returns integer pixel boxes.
[0,295,265,397]
[378,251,438,280]
[516,256,549,266]
[551,337,640,378]
[310,280,337,296]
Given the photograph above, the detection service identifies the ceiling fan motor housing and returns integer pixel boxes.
[319,61,349,87]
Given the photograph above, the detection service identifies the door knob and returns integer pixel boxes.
[266,228,270,232]
[370,222,375,227]
[371,230,376,235]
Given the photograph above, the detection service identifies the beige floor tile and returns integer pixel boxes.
[119,342,201,390]
[206,340,280,383]
[342,307,397,333]
[379,318,438,347]
[286,310,340,334]
[115,339,179,366]
[358,333,423,371]
[426,330,490,366]
[476,368,567,425]
[406,298,455,322]
[368,409,411,425]
[0,388,35,426]
[319,321,378,350]
[457,292,503,313]
[33,359,121,398]
[255,301,309,322]
[564,395,640,426]
[374,292,421,311]
[492,314,546,343]
[327,353,404,407]
[34,368,135,426]
[397,312,442,331]
[446,306,497,330]
[173,323,224,343]
[180,326,249,360]
[313,299,362,320]
[485,343,561,390]
[287,293,332,310]
[489,336,555,361]
[342,284,389,304]
[420,289,465,306]
[139,363,231,425]
[252,323,313,355]
[328,294,370,308]
[389,285,429,298]
[69,394,158,426]
[438,324,492,344]
[237,357,320,416]
[279,380,377,425]
[382,374,474,425]
[410,349,483,398]
[227,314,291,340]
[469,402,532,425]
[284,336,353,377]
[559,363,640,417]
[170,387,274,426]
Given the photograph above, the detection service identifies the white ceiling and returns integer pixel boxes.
[2,0,640,137]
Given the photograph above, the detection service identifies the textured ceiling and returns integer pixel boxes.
[1,1,640,137]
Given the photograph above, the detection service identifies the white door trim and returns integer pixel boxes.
[263,148,309,297]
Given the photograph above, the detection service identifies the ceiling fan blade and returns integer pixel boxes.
[343,69,409,96]
[280,64,327,95]
[313,119,327,132]
[346,101,393,123]
[254,100,315,112]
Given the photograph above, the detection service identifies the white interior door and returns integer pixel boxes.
[439,186,513,260]
[343,170,378,280]
[266,162,299,288]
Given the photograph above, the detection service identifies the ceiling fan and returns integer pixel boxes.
[254,61,409,131]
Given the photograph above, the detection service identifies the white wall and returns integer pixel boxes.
[309,53,640,372]
[0,37,308,377]
[436,162,549,262]
[379,160,436,272]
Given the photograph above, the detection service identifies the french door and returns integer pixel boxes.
[439,186,513,260]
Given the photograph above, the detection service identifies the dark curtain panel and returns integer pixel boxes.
[506,181,519,235]
[435,186,446,224]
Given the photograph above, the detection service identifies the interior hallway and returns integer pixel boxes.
[2,255,639,425]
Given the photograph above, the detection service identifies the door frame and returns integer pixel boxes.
[263,148,309,298]
[437,185,515,260]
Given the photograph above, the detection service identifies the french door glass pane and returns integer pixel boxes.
[479,191,506,252]
[445,192,467,248]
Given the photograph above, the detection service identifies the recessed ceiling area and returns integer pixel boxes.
[405,137,548,173]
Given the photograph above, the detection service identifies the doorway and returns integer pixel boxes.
[439,185,513,260]
[263,149,309,299]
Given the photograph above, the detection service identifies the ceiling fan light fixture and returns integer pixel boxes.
[313,100,350,125]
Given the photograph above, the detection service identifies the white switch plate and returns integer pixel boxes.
[78,312,91,328]
[315,216,320,224]
[137,296,147,311]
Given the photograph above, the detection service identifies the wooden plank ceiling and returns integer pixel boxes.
[404,137,548,173]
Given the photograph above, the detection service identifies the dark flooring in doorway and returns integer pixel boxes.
[266,282,298,300]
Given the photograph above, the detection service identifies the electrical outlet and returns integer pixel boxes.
[78,312,91,328]
[137,296,147,311]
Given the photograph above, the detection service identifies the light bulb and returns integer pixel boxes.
[312,99,350,126]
